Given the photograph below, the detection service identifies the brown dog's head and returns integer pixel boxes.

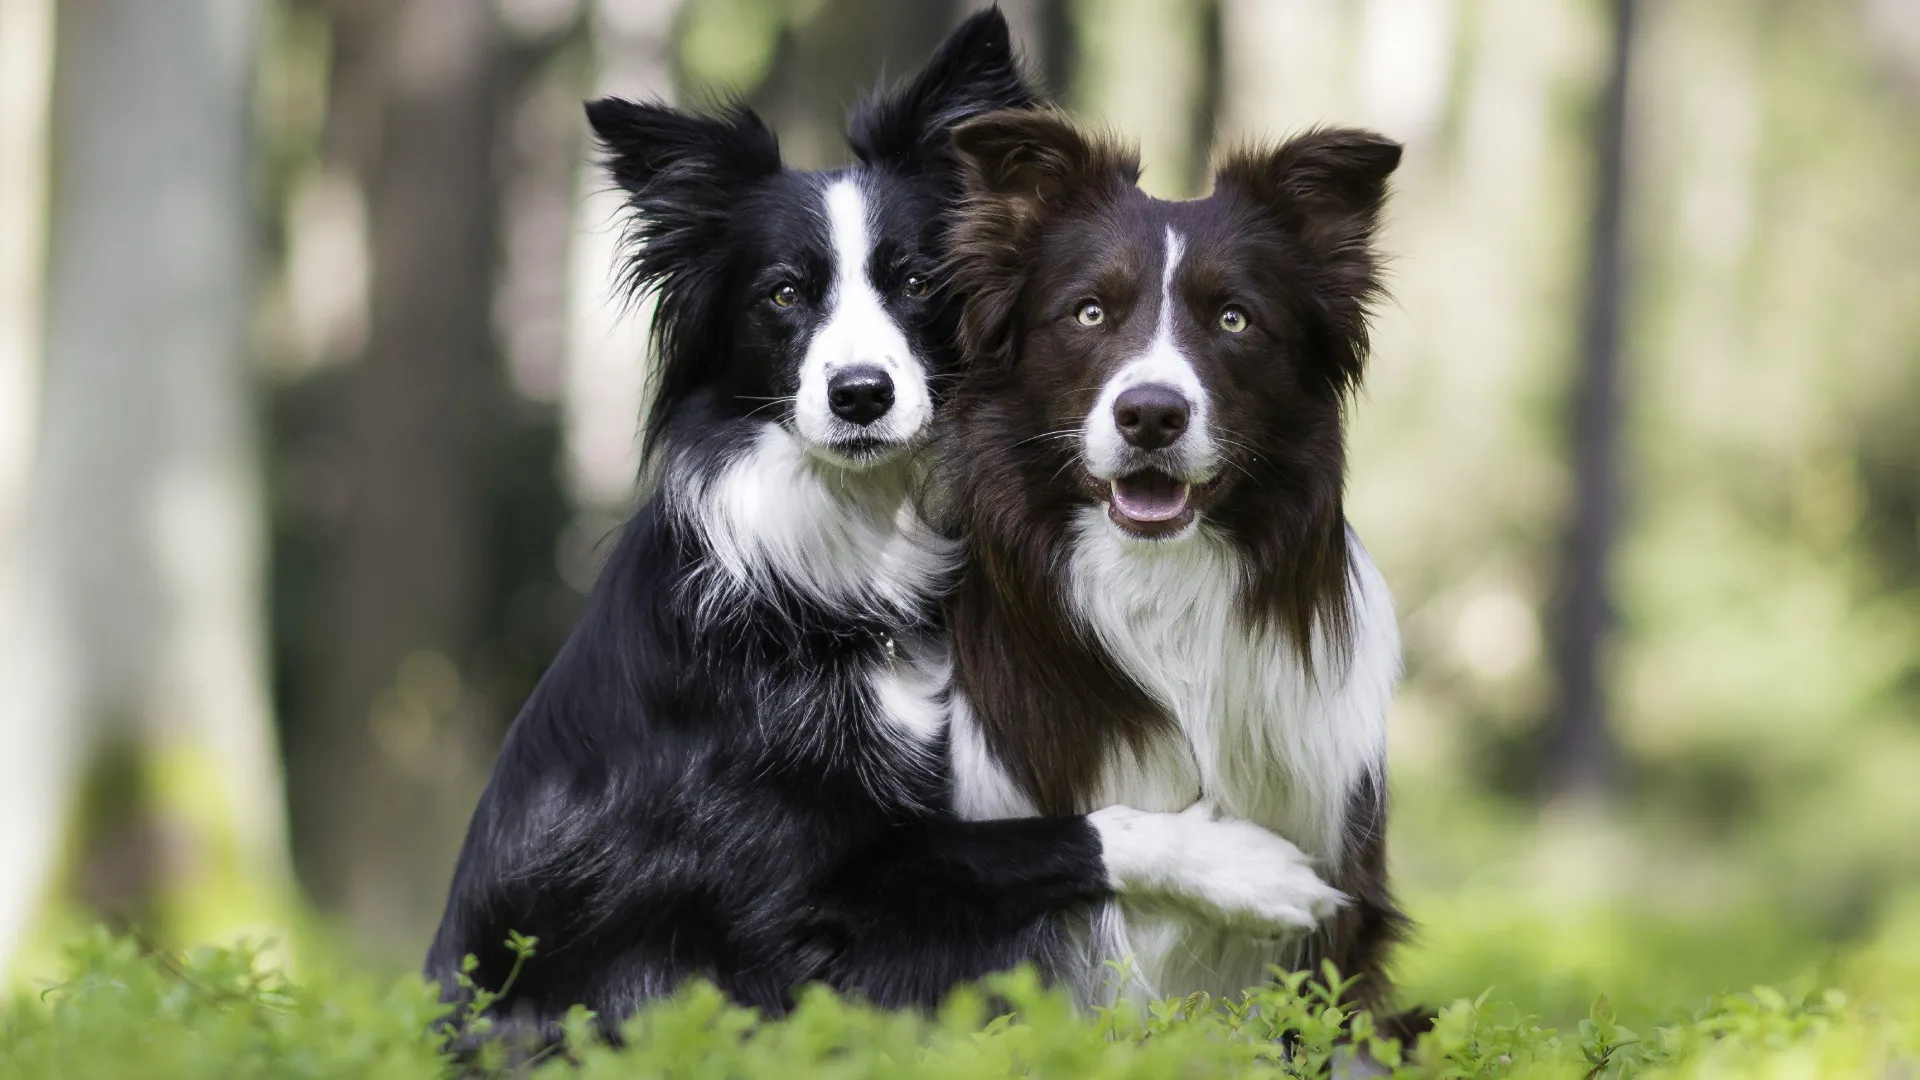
[944,110,1397,631]
[947,107,1399,533]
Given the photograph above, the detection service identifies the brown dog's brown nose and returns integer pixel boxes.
[1114,384,1189,450]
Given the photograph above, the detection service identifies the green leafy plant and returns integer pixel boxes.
[2,928,1916,1079]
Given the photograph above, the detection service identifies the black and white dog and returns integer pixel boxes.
[939,108,1410,1015]
[426,12,1337,1038]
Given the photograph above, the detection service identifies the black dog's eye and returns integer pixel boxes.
[1075,300,1105,326]
[770,283,800,309]
[1219,307,1249,334]
[903,274,932,298]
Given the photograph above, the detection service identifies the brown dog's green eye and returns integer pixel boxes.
[903,274,931,298]
[1076,301,1105,326]
[1219,307,1248,333]
[770,284,799,308]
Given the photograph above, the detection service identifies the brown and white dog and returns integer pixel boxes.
[937,108,1409,1014]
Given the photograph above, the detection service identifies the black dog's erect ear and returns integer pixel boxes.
[583,99,783,456]
[847,7,1041,173]
[582,98,782,303]
[582,97,783,314]
[585,97,782,199]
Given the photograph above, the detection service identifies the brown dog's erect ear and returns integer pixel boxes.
[1215,127,1401,257]
[949,108,1139,205]
[1215,128,1401,396]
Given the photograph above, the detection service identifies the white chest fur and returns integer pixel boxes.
[671,424,957,623]
[671,424,958,770]
[951,509,1401,1003]
[1064,509,1399,863]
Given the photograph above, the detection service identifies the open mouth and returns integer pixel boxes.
[1107,470,1195,538]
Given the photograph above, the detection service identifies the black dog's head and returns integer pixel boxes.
[945,108,1399,637]
[586,9,1037,473]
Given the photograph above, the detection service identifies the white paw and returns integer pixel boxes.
[1090,803,1347,933]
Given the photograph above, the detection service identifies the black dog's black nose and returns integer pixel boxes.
[1114,384,1190,450]
[827,366,895,426]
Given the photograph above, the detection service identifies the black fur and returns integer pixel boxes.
[424,11,1117,1040]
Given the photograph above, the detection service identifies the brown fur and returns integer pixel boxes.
[938,108,1412,1014]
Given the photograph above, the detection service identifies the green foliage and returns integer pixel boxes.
[3,928,1915,1080]
[450,930,538,1042]
[0,928,448,1080]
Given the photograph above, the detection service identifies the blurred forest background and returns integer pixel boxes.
[0,0,1917,1025]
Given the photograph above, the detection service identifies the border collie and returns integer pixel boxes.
[426,12,1340,1038]
[939,108,1409,1014]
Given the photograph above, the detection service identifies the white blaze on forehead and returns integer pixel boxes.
[1158,227,1185,332]
[1082,225,1218,484]
[791,176,934,457]
[824,178,870,304]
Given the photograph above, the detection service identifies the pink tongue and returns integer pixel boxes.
[1111,472,1191,522]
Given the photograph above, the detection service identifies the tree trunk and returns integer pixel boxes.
[1545,0,1636,797]
[287,0,505,953]
[0,0,51,532]
[0,0,57,968]
[0,0,289,963]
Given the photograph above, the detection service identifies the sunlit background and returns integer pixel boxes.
[0,0,1916,1027]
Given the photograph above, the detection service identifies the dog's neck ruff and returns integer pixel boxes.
[1061,512,1397,866]
[667,423,957,623]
